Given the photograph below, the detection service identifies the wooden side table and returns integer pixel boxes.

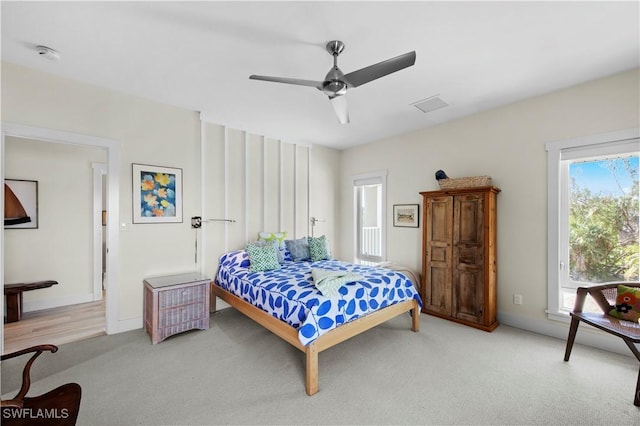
[143,273,210,344]
[4,280,58,323]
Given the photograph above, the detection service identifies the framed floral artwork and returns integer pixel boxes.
[132,164,183,223]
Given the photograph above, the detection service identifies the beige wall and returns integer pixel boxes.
[2,62,339,330]
[340,68,640,335]
[3,58,637,346]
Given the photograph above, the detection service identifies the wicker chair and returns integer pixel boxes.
[563,282,640,406]
[1,344,81,425]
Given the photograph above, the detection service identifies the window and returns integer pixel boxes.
[547,129,639,319]
[353,171,387,264]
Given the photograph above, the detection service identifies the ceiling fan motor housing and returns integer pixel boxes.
[322,80,347,97]
[323,66,348,96]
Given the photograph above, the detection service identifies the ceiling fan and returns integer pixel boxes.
[249,40,416,124]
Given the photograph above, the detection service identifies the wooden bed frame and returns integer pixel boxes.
[210,282,420,395]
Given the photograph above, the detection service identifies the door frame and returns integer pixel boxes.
[92,162,107,301]
[1,122,120,353]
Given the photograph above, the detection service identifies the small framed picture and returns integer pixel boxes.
[132,164,183,224]
[393,204,419,228]
[4,179,38,229]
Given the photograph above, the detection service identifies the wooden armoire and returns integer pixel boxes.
[420,186,500,331]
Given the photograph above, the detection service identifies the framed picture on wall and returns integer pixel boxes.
[132,163,183,223]
[4,179,39,229]
[393,204,419,228]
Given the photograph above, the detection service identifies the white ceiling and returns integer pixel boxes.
[2,1,639,150]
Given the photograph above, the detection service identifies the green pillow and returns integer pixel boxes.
[258,231,287,263]
[246,240,281,272]
[608,284,640,322]
[257,231,287,248]
[308,235,330,261]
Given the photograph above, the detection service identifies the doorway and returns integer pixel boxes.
[1,122,120,354]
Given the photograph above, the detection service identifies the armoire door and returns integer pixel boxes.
[452,193,485,323]
[424,195,453,315]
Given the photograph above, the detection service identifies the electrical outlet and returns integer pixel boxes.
[513,294,523,305]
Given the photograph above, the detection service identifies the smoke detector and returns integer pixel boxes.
[36,45,61,61]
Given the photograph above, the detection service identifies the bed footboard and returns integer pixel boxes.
[211,282,419,395]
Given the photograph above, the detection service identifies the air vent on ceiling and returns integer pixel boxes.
[412,95,448,114]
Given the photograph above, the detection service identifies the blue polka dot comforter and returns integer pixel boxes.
[215,250,423,346]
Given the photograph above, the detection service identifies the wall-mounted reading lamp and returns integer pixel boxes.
[310,216,325,237]
[190,216,236,264]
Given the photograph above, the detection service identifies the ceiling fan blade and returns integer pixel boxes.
[343,51,416,88]
[249,75,323,89]
[329,94,349,124]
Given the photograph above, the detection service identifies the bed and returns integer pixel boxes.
[210,249,422,395]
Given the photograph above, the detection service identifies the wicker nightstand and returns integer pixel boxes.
[143,273,210,344]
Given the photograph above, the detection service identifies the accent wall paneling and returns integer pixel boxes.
[246,133,264,239]
[225,128,246,251]
[201,122,225,280]
[264,137,281,231]
[200,120,311,280]
[281,142,295,237]
[295,145,310,239]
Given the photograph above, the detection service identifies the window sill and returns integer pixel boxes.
[546,310,571,324]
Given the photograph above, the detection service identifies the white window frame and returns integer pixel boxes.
[546,128,639,322]
[352,170,387,264]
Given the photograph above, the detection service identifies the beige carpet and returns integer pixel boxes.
[2,309,638,425]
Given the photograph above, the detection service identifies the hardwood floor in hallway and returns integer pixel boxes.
[2,298,106,355]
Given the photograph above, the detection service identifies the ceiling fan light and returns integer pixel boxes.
[322,80,347,97]
[329,94,349,124]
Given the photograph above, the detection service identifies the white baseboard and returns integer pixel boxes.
[109,297,230,336]
[115,316,143,334]
[498,311,634,357]
[23,293,96,313]
[90,302,635,358]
